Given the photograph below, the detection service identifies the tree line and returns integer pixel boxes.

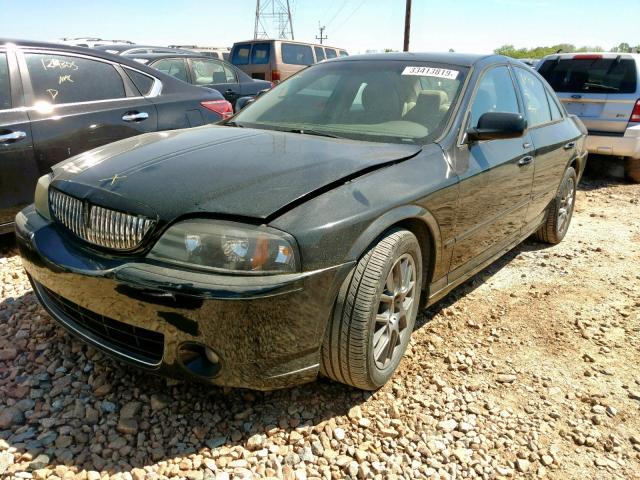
[494,43,640,59]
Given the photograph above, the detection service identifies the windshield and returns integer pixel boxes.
[538,57,637,94]
[232,60,467,144]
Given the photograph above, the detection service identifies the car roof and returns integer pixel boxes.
[130,52,221,61]
[0,38,225,97]
[324,52,500,67]
[232,39,347,51]
[93,44,188,53]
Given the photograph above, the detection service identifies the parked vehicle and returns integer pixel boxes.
[230,39,348,82]
[58,37,134,48]
[134,53,272,108]
[93,44,192,56]
[168,45,230,61]
[17,53,586,391]
[0,39,232,234]
[538,52,640,181]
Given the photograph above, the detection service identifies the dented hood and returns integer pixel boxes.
[52,125,421,221]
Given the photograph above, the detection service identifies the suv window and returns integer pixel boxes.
[232,44,251,65]
[546,88,563,121]
[251,43,270,64]
[281,43,314,65]
[339,50,348,57]
[538,57,638,94]
[152,58,189,83]
[470,66,520,128]
[314,46,325,62]
[25,53,125,104]
[124,68,155,96]
[0,53,10,109]
[325,48,338,59]
[515,68,552,127]
[191,58,236,85]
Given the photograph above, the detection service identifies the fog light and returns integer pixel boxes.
[178,343,221,379]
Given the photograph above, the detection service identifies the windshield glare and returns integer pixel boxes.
[233,60,467,144]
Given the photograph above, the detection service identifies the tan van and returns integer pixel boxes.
[230,39,348,83]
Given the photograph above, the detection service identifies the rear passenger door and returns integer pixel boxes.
[188,58,241,104]
[0,49,37,227]
[20,50,158,174]
[513,66,576,226]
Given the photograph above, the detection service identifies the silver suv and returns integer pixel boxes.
[538,53,640,181]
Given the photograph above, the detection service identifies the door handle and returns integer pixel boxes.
[523,142,532,149]
[122,112,149,122]
[563,141,576,150]
[518,155,534,166]
[0,131,27,143]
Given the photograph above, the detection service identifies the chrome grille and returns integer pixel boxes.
[49,189,155,250]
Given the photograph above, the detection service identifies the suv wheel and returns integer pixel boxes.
[320,229,423,390]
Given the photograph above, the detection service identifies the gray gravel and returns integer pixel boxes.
[1,177,639,480]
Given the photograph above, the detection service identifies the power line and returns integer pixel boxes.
[332,0,366,34]
[325,0,349,29]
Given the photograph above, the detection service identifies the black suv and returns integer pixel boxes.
[0,39,232,233]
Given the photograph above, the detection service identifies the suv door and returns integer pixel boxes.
[188,58,241,104]
[20,50,159,174]
[0,49,37,230]
[449,65,534,279]
[513,66,577,226]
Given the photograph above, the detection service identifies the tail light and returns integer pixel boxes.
[271,70,281,83]
[201,100,233,119]
[630,99,640,123]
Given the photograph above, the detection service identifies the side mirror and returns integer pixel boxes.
[235,96,256,111]
[467,112,527,142]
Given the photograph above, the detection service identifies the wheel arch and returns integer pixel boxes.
[346,204,441,297]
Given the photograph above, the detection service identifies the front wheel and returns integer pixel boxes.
[320,229,423,390]
[535,166,577,244]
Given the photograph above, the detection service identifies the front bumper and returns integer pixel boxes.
[586,125,640,159]
[16,206,352,390]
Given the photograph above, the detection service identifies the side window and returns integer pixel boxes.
[314,46,325,62]
[232,44,251,65]
[0,53,11,109]
[25,53,125,104]
[281,43,314,65]
[124,68,155,96]
[152,58,189,83]
[339,50,349,57]
[325,48,338,59]
[250,43,270,65]
[514,68,552,127]
[222,64,237,83]
[469,66,519,128]
[545,88,563,121]
[191,59,234,85]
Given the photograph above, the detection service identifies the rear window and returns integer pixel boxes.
[232,44,251,65]
[251,43,271,64]
[281,43,314,65]
[539,57,637,94]
[339,50,348,57]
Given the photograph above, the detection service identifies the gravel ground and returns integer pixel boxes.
[1,172,639,480]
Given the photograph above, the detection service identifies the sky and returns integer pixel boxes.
[1,0,637,54]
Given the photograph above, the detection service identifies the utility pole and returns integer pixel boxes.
[316,23,327,44]
[403,0,412,52]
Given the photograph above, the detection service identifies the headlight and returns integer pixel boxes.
[148,219,299,274]
[34,173,53,220]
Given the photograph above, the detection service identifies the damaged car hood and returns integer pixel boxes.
[51,125,421,221]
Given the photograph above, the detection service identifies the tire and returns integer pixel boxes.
[320,228,423,390]
[535,166,577,244]
[624,157,640,183]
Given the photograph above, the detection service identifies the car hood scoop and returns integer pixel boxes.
[52,125,421,221]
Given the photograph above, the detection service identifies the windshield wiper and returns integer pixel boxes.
[286,128,341,138]
[583,82,619,92]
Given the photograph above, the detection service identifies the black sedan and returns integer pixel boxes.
[131,53,272,107]
[0,39,233,234]
[16,53,587,391]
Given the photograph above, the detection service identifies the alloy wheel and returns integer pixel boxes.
[557,175,576,235]
[373,253,416,370]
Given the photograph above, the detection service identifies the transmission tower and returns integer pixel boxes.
[254,0,294,40]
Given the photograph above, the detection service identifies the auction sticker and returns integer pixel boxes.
[402,66,459,79]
